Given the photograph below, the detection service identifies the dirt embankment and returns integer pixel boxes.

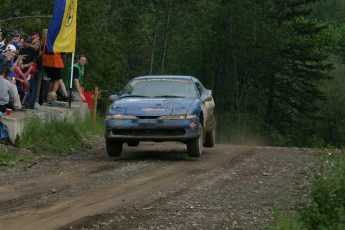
[0,142,318,230]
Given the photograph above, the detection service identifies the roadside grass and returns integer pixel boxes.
[0,144,22,166]
[0,114,104,166]
[271,211,303,230]
[273,150,345,229]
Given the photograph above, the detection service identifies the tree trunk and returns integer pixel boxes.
[149,18,159,75]
[149,2,163,75]
[160,0,173,74]
[263,77,275,144]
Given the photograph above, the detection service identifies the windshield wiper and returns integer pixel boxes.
[154,95,184,98]
[120,94,149,98]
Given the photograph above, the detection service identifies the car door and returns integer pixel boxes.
[194,79,215,132]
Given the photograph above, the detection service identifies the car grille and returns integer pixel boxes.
[112,129,185,136]
[137,116,160,119]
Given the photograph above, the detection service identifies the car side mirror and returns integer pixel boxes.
[109,94,119,101]
[202,90,213,102]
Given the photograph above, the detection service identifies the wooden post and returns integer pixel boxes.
[91,87,101,120]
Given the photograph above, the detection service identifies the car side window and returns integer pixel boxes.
[195,81,205,96]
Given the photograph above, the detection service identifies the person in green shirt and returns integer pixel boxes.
[65,55,87,102]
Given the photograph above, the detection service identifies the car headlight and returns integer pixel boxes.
[158,115,185,120]
[186,114,198,119]
[158,114,198,120]
[105,114,138,120]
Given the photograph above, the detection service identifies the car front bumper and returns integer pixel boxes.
[105,118,201,141]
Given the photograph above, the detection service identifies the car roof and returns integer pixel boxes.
[133,75,195,81]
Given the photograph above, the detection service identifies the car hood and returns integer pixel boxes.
[109,98,196,116]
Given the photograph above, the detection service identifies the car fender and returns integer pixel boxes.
[187,99,202,123]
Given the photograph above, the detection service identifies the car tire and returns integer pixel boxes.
[106,139,123,157]
[204,116,216,147]
[127,141,139,147]
[187,125,203,157]
[204,129,215,147]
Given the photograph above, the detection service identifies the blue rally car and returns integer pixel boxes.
[104,75,216,157]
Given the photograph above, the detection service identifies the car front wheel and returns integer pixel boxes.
[187,125,203,157]
[204,117,216,147]
[127,140,139,147]
[106,139,123,157]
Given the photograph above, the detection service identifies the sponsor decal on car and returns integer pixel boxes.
[142,108,165,111]
[127,99,163,102]
[134,79,189,83]
[189,122,196,129]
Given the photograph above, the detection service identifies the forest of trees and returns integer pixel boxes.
[1,0,345,148]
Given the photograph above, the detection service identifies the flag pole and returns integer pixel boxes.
[69,52,75,108]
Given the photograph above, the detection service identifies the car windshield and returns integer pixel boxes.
[120,78,198,98]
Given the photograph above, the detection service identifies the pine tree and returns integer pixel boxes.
[258,0,333,144]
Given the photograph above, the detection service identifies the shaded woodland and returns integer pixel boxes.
[1,0,345,147]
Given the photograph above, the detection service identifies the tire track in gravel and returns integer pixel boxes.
[0,144,254,230]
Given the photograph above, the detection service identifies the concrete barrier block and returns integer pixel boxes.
[0,102,90,144]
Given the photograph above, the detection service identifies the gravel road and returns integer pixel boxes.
[0,140,319,230]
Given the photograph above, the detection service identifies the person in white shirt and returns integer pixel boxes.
[0,61,11,112]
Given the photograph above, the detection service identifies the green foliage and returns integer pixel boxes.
[0,145,22,166]
[310,56,345,148]
[272,211,304,230]
[311,0,345,25]
[0,0,54,33]
[272,152,345,229]
[0,115,104,166]
[298,153,345,229]
[18,114,103,155]
[258,1,332,143]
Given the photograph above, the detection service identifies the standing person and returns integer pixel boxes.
[65,55,87,102]
[32,38,43,108]
[41,36,66,102]
[19,35,36,109]
[14,57,30,106]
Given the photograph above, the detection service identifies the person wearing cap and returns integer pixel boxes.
[5,44,29,107]
[19,35,37,109]
[4,44,18,83]
[31,32,40,40]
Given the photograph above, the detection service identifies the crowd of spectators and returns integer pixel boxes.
[0,29,72,113]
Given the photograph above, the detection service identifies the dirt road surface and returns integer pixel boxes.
[0,141,318,230]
